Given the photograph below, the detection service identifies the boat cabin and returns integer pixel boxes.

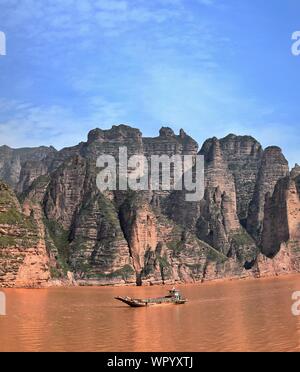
[169,288,182,300]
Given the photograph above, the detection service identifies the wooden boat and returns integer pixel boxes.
[115,288,187,307]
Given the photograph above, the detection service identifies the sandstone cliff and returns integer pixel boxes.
[214,134,263,224]
[0,125,299,287]
[0,181,50,287]
[0,145,56,190]
[247,146,289,243]
[261,165,300,259]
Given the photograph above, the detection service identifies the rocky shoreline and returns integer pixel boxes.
[6,269,300,289]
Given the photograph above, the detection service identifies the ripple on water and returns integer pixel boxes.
[0,276,300,351]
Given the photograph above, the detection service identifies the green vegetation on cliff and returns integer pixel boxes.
[44,218,70,276]
[87,265,135,281]
[0,181,38,248]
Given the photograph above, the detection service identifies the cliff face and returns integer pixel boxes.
[0,182,50,287]
[0,125,299,287]
[196,136,259,275]
[253,166,300,277]
[0,145,56,190]
[261,166,300,258]
[218,134,263,224]
[247,147,289,243]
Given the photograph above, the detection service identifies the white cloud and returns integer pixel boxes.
[1,0,182,40]
[0,0,297,168]
[0,97,128,149]
[133,63,299,167]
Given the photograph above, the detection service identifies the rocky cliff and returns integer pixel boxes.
[0,145,56,190]
[247,146,289,243]
[0,125,299,287]
[261,165,300,260]
[0,181,50,287]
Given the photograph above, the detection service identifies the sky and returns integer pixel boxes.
[0,0,299,166]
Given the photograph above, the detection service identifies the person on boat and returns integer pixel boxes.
[170,287,181,300]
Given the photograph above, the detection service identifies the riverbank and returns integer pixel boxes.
[1,269,299,289]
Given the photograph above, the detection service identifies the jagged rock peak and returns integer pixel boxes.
[264,146,285,155]
[262,146,289,169]
[87,125,142,144]
[291,164,300,179]
[202,134,262,153]
[221,133,259,142]
[87,128,104,142]
[142,126,198,155]
[179,129,187,138]
[159,127,175,138]
[199,137,223,164]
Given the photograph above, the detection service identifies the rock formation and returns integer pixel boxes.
[261,165,300,259]
[0,125,299,287]
[247,146,289,243]
[0,145,56,190]
[0,181,50,287]
[215,134,263,225]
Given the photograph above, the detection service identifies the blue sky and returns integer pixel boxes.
[0,0,299,166]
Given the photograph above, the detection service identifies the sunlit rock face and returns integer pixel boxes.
[0,125,299,287]
[247,146,289,243]
[261,166,300,258]
[215,134,263,225]
[0,181,50,288]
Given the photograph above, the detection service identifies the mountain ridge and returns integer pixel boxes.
[0,125,299,287]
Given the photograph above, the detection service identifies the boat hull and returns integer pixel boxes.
[115,297,148,307]
[115,296,187,307]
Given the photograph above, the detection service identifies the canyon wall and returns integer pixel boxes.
[0,125,299,287]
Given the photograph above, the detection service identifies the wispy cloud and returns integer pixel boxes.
[0,97,128,149]
[0,0,298,167]
[1,0,182,40]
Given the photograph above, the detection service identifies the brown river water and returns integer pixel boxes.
[0,275,300,352]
